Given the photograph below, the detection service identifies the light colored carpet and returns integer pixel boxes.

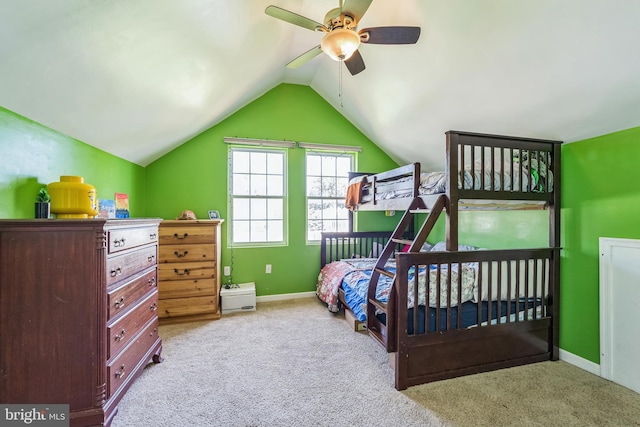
[111,297,640,427]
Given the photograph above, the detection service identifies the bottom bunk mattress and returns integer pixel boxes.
[317,256,543,331]
[376,299,542,334]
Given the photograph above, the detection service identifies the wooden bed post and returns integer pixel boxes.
[445,132,459,251]
[550,142,562,360]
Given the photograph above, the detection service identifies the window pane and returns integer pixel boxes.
[267,153,283,174]
[307,155,321,176]
[337,157,351,175]
[307,200,322,220]
[233,220,250,243]
[267,199,283,219]
[321,177,337,198]
[308,228,321,242]
[234,199,250,220]
[233,151,251,174]
[308,220,323,235]
[267,175,283,196]
[337,219,350,232]
[251,198,267,219]
[321,156,336,175]
[337,205,349,219]
[324,200,337,219]
[267,220,283,242]
[337,177,349,197]
[251,152,267,174]
[251,175,267,196]
[252,220,267,241]
[233,174,250,196]
[307,177,322,197]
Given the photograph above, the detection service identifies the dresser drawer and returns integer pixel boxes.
[158,296,218,319]
[158,261,216,282]
[107,317,160,397]
[159,225,216,245]
[108,225,159,254]
[106,245,158,287]
[108,269,158,321]
[158,278,217,299]
[107,291,158,359]
[159,243,216,263]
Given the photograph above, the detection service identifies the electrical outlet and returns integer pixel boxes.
[223,266,231,276]
[266,264,272,274]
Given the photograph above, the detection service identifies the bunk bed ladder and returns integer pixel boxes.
[366,195,447,352]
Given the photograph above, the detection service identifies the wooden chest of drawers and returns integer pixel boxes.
[158,219,223,324]
[0,219,163,427]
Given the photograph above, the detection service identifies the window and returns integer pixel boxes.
[229,148,286,245]
[306,152,354,241]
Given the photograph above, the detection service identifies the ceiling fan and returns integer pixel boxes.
[265,0,420,76]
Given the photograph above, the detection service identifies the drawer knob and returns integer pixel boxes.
[174,268,190,276]
[149,233,157,240]
[150,302,158,311]
[113,238,126,247]
[115,364,126,378]
[147,255,155,262]
[110,267,122,278]
[174,250,188,258]
[114,329,126,341]
[114,296,125,309]
[173,233,188,240]
[148,277,157,287]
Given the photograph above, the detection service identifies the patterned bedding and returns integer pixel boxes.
[316,254,478,322]
[352,156,553,205]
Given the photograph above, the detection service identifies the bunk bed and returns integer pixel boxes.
[318,130,561,390]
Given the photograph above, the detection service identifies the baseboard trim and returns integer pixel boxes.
[559,349,600,376]
[256,291,316,303]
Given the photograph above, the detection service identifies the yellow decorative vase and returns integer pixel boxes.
[47,176,98,218]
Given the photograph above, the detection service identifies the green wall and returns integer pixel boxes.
[0,107,145,219]
[144,84,399,296]
[561,126,640,364]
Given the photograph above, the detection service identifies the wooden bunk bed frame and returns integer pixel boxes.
[321,130,561,390]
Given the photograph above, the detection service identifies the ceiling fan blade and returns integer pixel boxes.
[265,5,325,31]
[341,0,373,21]
[359,26,421,44]
[344,49,366,76]
[286,46,323,69]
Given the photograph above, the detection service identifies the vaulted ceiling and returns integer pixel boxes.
[1,1,639,170]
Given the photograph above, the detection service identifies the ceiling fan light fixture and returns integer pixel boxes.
[320,28,361,61]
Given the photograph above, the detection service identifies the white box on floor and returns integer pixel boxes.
[221,282,256,314]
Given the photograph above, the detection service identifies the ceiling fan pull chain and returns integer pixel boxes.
[339,61,344,109]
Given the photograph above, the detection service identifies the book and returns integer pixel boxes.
[96,199,116,219]
[115,193,130,219]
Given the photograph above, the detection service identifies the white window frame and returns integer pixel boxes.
[305,150,355,243]
[228,147,288,247]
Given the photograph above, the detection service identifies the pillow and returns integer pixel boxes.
[420,242,434,252]
[369,242,385,258]
[429,241,479,252]
[473,258,550,302]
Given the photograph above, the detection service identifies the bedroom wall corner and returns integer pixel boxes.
[0,106,145,219]
[561,125,640,365]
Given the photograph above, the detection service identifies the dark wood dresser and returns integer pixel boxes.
[0,219,163,427]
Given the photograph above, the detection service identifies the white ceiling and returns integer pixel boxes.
[1,0,640,170]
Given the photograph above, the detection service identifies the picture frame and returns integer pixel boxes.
[208,210,220,219]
